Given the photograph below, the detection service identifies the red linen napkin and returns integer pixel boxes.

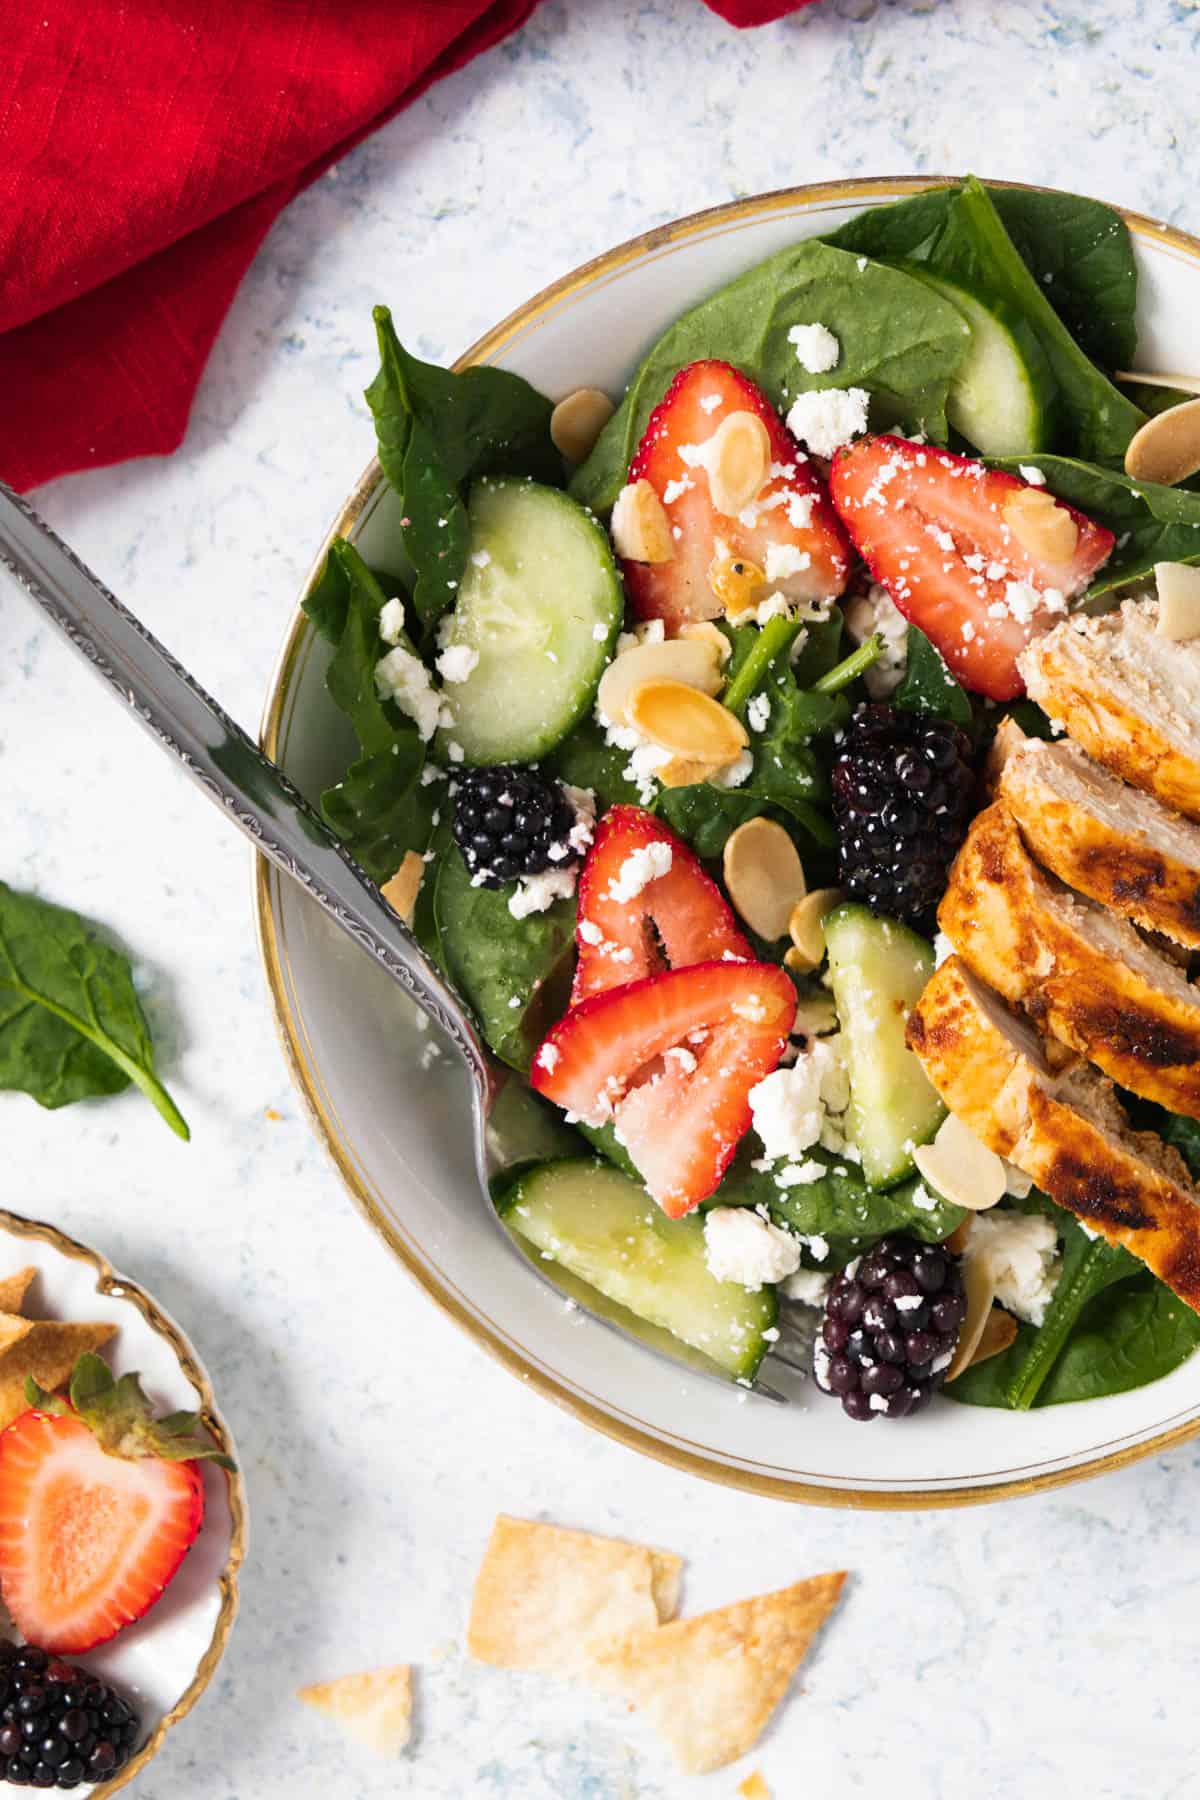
[0,0,817,492]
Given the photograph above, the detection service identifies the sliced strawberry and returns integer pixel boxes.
[0,1354,231,1653]
[829,435,1115,702]
[572,805,751,1003]
[622,359,852,631]
[532,961,795,1217]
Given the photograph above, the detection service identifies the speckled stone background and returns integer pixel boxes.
[7,1,1200,1794]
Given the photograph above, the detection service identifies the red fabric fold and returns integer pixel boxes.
[0,0,817,491]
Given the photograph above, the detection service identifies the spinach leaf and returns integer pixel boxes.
[789,612,846,687]
[702,1142,964,1245]
[894,625,974,729]
[1160,1110,1200,1179]
[653,785,777,860]
[826,187,957,265]
[1037,1277,1200,1404]
[432,844,576,1072]
[993,454,1200,593]
[365,307,560,629]
[0,884,188,1139]
[545,713,643,812]
[302,539,440,882]
[988,187,1138,372]
[571,242,970,513]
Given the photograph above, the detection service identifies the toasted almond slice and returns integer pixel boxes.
[722,820,807,941]
[706,411,772,517]
[380,851,424,923]
[1002,486,1079,562]
[626,680,749,763]
[913,1111,1007,1212]
[597,638,724,728]
[785,887,844,971]
[708,552,768,613]
[1155,561,1200,639]
[944,1256,997,1382]
[966,1304,1019,1371]
[1115,368,1200,396]
[550,387,615,464]
[656,753,724,789]
[679,620,734,664]
[611,479,674,563]
[1124,396,1200,486]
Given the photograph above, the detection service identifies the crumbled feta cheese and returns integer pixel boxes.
[435,644,479,684]
[786,491,815,531]
[710,749,755,788]
[764,542,812,583]
[446,740,465,764]
[378,597,407,645]
[608,841,673,903]
[578,919,603,946]
[1004,579,1066,625]
[785,387,870,458]
[787,322,840,376]
[374,646,442,741]
[704,1207,801,1289]
[963,1209,1062,1325]
[662,476,694,505]
[842,583,909,699]
[782,1267,831,1307]
[747,693,771,733]
[536,1043,560,1074]
[700,392,723,414]
[507,867,578,918]
[562,785,597,856]
[775,1159,826,1187]
[1018,465,1047,487]
[749,1038,848,1162]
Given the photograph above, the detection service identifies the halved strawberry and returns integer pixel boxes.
[622,359,851,631]
[829,435,1114,702]
[572,805,751,1003]
[0,1354,233,1653]
[532,961,795,1217]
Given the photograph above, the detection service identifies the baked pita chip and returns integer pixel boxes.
[0,1320,117,1432]
[0,1317,34,1362]
[467,1514,683,1673]
[0,1269,36,1316]
[588,1571,846,1774]
[297,1664,412,1756]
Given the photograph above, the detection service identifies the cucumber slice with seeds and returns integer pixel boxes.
[435,477,623,766]
[496,1158,777,1379]
[823,903,946,1190]
[901,265,1056,456]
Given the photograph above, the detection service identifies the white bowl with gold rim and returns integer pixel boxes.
[255,178,1200,1508]
[0,1210,245,1793]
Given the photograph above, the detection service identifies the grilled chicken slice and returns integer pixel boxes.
[908,956,1200,1311]
[939,802,1200,1119]
[998,735,1200,951]
[1019,599,1200,821]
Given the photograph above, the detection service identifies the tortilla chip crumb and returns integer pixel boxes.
[0,1270,36,1316]
[467,1514,684,1674]
[297,1665,412,1756]
[588,1572,846,1774]
[739,1773,772,1800]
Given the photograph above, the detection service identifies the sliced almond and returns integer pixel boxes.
[965,1304,1019,1371]
[656,753,724,789]
[945,1256,998,1382]
[706,410,772,517]
[1115,368,1200,396]
[785,887,844,971]
[913,1111,1007,1212]
[679,620,734,664]
[597,638,724,729]
[1154,561,1200,639]
[708,552,768,613]
[722,819,807,942]
[1002,486,1079,563]
[550,387,615,464]
[1124,396,1200,487]
[626,680,749,763]
[611,480,674,563]
[381,850,425,923]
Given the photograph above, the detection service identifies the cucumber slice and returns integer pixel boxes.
[823,903,946,1189]
[435,477,623,766]
[496,1158,777,1379]
[901,265,1056,456]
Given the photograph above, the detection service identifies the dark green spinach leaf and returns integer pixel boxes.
[365,307,560,629]
[545,714,644,812]
[0,884,187,1139]
[894,625,974,729]
[701,1142,964,1245]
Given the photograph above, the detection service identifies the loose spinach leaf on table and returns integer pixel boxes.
[302,539,440,882]
[992,454,1200,593]
[432,844,576,1073]
[0,884,188,1139]
[893,625,974,730]
[365,306,561,631]
[571,241,970,513]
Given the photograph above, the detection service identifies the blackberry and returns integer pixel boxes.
[813,1234,965,1421]
[831,704,975,926]
[451,766,580,888]
[0,1642,139,1789]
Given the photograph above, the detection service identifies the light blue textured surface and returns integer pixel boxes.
[6,1,1200,1794]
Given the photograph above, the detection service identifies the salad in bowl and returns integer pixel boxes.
[299,174,1200,1438]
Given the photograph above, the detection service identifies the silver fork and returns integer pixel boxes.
[0,481,787,1402]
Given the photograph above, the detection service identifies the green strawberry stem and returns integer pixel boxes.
[26,1353,235,1470]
